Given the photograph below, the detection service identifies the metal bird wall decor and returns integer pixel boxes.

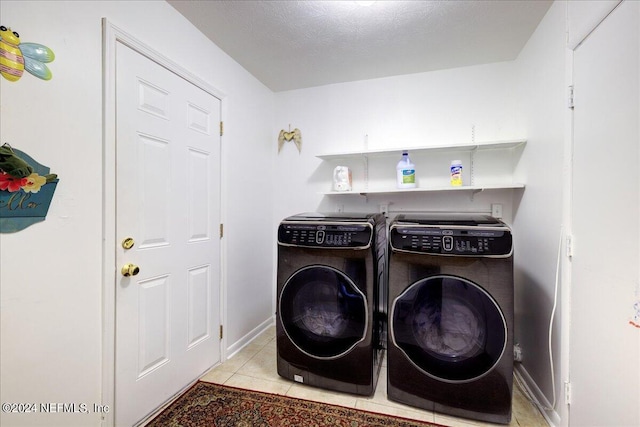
[278,126,302,153]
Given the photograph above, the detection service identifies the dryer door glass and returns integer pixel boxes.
[279,265,367,359]
[391,275,506,382]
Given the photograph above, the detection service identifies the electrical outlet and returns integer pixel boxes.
[491,203,503,219]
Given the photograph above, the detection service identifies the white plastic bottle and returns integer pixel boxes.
[396,151,416,189]
[450,160,463,186]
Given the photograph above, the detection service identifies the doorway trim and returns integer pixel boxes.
[101,18,227,426]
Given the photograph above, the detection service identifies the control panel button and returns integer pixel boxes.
[443,236,454,251]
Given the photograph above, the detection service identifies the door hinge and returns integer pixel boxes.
[220,121,224,136]
[564,381,572,405]
[568,85,575,109]
[219,223,224,239]
[219,325,223,340]
[566,234,574,259]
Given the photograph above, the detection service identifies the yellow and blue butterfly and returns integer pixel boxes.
[0,25,55,82]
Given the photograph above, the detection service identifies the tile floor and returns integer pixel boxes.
[200,325,549,427]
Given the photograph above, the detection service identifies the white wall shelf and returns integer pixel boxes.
[323,183,526,196]
[316,139,526,161]
[316,138,527,196]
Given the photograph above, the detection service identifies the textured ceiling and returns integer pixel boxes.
[168,0,553,92]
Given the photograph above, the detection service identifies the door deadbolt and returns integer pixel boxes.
[121,263,140,277]
[122,237,135,250]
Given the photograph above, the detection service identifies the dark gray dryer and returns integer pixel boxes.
[276,212,387,396]
[387,213,514,424]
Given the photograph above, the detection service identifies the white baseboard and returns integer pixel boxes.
[226,316,275,359]
[514,363,562,427]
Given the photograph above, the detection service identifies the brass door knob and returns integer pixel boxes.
[121,263,140,277]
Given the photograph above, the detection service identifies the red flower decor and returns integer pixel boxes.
[0,172,27,192]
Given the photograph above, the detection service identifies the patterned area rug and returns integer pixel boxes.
[146,381,443,427]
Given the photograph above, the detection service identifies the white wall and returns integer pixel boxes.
[272,66,527,338]
[0,2,274,426]
[511,2,568,425]
[273,62,523,225]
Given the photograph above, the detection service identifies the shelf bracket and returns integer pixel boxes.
[470,188,483,201]
[470,145,478,187]
[362,154,369,192]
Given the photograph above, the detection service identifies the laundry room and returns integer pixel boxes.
[0,1,638,427]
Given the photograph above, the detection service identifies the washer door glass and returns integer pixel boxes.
[279,265,367,359]
[391,275,506,382]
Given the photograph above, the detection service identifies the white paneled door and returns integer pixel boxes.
[571,1,639,426]
[115,42,221,426]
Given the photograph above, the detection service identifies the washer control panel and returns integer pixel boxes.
[390,226,512,256]
[278,222,372,248]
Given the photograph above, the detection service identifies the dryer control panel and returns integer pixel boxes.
[390,226,512,256]
[278,222,373,249]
